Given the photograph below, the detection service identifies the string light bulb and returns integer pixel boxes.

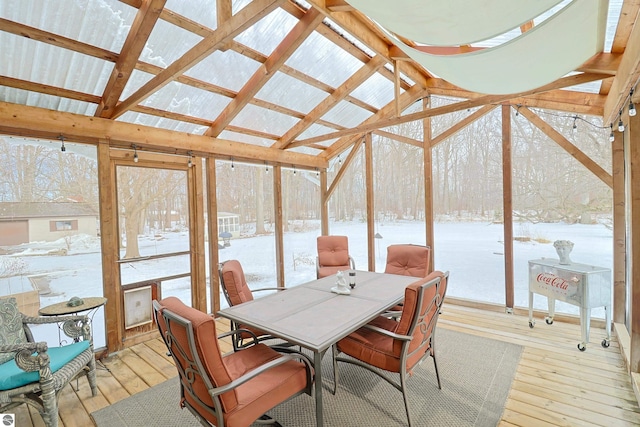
[316,168,319,178]
[265,162,269,174]
[133,144,139,162]
[629,89,636,117]
[618,111,624,132]
[231,157,234,171]
[58,135,66,152]
[187,151,193,167]
[572,116,578,131]
[609,124,615,142]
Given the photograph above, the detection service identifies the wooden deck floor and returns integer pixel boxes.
[10,303,640,426]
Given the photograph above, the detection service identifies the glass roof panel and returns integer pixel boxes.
[349,72,396,109]
[230,104,299,135]
[0,32,113,96]
[185,50,261,92]
[0,87,97,116]
[118,111,207,135]
[256,72,328,114]
[218,130,272,147]
[0,0,136,52]
[144,20,203,67]
[286,30,364,87]
[234,8,297,55]
[120,69,154,100]
[165,0,218,30]
[141,81,231,121]
[320,100,373,128]
[297,122,342,140]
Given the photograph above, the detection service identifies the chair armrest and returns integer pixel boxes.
[361,324,412,341]
[217,328,259,346]
[22,314,91,342]
[349,256,356,270]
[209,353,303,396]
[0,341,50,372]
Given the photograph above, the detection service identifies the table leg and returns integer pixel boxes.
[314,349,326,427]
[528,291,534,327]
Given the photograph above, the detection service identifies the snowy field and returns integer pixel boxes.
[0,220,613,349]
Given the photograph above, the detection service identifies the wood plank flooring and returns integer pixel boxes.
[10,303,640,426]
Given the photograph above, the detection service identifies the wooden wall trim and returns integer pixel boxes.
[629,112,640,373]
[273,166,285,287]
[365,133,375,271]
[423,97,435,272]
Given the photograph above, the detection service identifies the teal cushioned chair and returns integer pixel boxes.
[0,297,98,427]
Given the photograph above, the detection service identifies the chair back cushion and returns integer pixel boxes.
[384,244,430,277]
[395,271,444,369]
[0,340,89,390]
[155,297,238,412]
[0,297,29,364]
[220,260,254,306]
[317,235,351,276]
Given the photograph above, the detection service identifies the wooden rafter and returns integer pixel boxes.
[298,73,608,147]
[326,140,362,200]
[95,0,166,117]
[274,55,387,149]
[0,76,101,104]
[0,102,326,169]
[603,3,640,125]
[518,106,613,189]
[109,0,283,119]
[205,7,324,137]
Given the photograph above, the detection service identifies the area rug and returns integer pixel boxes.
[91,328,522,427]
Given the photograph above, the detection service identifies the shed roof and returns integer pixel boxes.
[0,202,98,219]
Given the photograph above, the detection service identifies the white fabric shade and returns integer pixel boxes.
[346,0,563,46]
[383,0,608,94]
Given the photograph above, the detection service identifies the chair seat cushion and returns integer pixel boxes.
[337,316,401,372]
[0,340,90,390]
[223,344,310,427]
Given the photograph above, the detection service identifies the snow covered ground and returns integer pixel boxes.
[0,220,613,349]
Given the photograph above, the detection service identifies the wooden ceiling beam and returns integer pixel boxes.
[300,73,607,147]
[518,106,612,189]
[0,18,118,62]
[205,7,324,137]
[324,0,354,12]
[0,101,326,169]
[319,84,425,159]
[0,76,101,104]
[95,0,166,117]
[373,129,422,147]
[275,55,387,149]
[603,4,640,125]
[110,0,283,119]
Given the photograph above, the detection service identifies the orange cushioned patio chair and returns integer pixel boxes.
[384,244,431,277]
[316,235,355,279]
[332,270,449,427]
[384,244,431,313]
[153,297,313,427]
[219,260,287,351]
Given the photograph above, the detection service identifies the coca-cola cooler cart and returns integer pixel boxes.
[528,258,611,351]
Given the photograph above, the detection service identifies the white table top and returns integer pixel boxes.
[217,270,418,352]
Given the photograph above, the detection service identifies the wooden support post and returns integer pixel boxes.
[320,168,329,236]
[274,165,285,287]
[502,105,515,310]
[612,126,626,324]
[188,157,206,311]
[98,141,123,352]
[206,158,220,315]
[423,97,435,272]
[365,133,375,271]
[629,112,640,373]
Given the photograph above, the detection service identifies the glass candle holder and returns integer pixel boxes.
[348,271,356,289]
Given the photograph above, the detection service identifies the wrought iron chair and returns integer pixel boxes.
[316,235,355,279]
[332,271,449,427]
[0,297,98,427]
[219,260,287,351]
[153,296,313,427]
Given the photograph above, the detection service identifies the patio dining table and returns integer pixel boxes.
[217,270,418,427]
